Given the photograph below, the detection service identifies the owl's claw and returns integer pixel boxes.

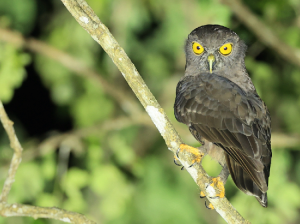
[206,177,225,199]
[201,192,215,209]
[173,155,182,166]
[174,152,185,170]
[176,147,180,159]
[205,201,214,210]
[199,177,225,210]
[176,143,203,168]
[200,191,206,198]
[209,196,220,199]
[200,190,219,199]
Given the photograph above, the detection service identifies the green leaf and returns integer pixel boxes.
[0,0,37,33]
[10,162,44,202]
[61,168,89,212]
[90,165,133,221]
[71,81,114,127]
[0,43,29,102]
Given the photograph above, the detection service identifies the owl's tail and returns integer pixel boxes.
[225,153,268,207]
[256,193,268,207]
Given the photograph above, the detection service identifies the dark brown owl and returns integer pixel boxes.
[174,25,272,207]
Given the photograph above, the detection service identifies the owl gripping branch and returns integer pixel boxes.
[175,143,228,210]
[61,0,250,223]
[175,25,271,208]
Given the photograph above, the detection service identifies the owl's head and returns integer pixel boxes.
[185,25,247,74]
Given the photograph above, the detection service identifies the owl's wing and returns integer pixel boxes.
[174,74,271,200]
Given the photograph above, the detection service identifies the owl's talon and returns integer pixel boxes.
[174,154,185,170]
[177,143,203,167]
[209,196,220,199]
[206,177,225,199]
[205,201,214,210]
[176,147,180,158]
[200,191,206,199]
[173,156,182,166]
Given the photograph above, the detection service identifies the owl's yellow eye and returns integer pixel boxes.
[219,43,232,55]
[192,42,204,55]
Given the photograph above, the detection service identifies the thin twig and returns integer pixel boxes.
[0,99,96,223]
[0,203,97,224]
[60,0,250,223]
[0,100,23,202]
[220,0,300,67]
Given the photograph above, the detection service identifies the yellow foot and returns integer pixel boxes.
[207,177,225,199]
[201,191,215,210]
[200,191,206,198]
[176,143,204,167]
[201,177,225,209]
[205,201,214,210]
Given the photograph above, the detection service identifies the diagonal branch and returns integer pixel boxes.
[60,0,250,223]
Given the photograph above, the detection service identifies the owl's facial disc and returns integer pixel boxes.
[207,54,215,73]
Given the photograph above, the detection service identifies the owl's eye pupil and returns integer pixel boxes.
[192,42,204,55]
[219,43,232,55]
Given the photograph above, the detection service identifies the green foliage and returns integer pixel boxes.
[71,82,114,127]
[0,0,37,33]
[0,43,29,102]
[10,162,45,202]
[0,0,300,224]
[108,133,136,166]
[61,168,90,212]
[90,164,133,221]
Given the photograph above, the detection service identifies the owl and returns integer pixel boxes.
[174,25,272,207]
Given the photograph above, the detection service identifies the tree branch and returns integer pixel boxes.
[0,203,97,224]
[0,98,96,223]
[220,0,300,68]
[0,100,23,202]
[60,0,250,223]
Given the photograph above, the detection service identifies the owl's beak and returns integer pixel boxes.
[207,54,215,73]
